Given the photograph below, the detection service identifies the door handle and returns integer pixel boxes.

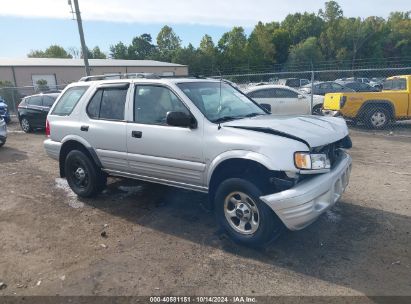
[132,131,142,138]
[80,125,89,132]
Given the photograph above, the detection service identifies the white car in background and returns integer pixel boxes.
[245,85,324,115]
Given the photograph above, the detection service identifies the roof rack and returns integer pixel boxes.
[78,73,208,82]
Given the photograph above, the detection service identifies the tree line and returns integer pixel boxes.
[27,1,411,75]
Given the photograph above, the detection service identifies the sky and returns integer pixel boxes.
[1,0,410,58]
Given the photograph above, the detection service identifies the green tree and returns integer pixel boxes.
[199,35,217,74]
[35,79,49,92]
[247,22,277,69]
[172,44,204,75]
[271,27,291,64]
[109,42,129,59]
[156,26,181,61]
[287,37,324,67]
[319,1,343,23]
[318,1,345,60]
[218,27,248,72]
[282,13,324,44]
[128,34,156,59]
[28,45,72,58]
[89,46,107,59]
[385,12,411,58]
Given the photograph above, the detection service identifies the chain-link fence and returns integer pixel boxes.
[0,84,67,114]
[213,67,411,135]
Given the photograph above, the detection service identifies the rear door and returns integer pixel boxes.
[26,95,44,127]
[247,89,278,113]
[80,83,129,171]
[274,88,309,115]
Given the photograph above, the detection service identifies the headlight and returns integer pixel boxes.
[294,152,331,170]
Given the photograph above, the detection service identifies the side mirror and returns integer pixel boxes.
[260,103,271,112]
[298,94,305,99]
[166,111,196,128]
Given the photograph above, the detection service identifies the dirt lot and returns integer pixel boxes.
[0,122,410,297]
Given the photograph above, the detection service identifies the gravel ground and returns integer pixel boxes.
[0,122,410,297]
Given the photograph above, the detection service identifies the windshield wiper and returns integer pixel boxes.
[244,112,266,118]
[213,113,265,123]
[212,116,241,123]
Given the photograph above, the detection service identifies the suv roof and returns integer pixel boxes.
[25,92,61,98]
[71,77,222,88]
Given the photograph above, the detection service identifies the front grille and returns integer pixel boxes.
[313,143,338,167]
[312,136,351,167]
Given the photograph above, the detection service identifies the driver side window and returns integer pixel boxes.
[134,85,189,125]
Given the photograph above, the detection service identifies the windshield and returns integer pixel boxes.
[177,81,266,123]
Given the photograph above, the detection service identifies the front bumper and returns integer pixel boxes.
[322,109,341,117]
[44,139,62,160]
[260,151,352,230]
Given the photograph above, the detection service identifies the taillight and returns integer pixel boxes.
[340,96,347,108]
[45,119,50,137]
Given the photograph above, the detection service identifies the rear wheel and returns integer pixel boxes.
[64,150,106,198]
[364,107,390,129]
[20,117,31,133]
[214,178,284,247]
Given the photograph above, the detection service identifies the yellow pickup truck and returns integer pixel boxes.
[322,75,411,129]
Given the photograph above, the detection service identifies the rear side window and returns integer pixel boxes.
[383,79,407,91]
[28,96,42,106]
[43,95,57,107]
[86,88,127,121]
[276,88,298,98]
[52,86,88,116]
[248,89,270,98]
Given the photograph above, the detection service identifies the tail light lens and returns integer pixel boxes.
[340,96,347,108]
[45,119,50,137]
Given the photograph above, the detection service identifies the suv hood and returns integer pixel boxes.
[223,115,348,148]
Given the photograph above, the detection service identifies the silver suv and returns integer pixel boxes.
[44,75,352,246]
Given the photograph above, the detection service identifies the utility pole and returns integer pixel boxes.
[69,0,91,76]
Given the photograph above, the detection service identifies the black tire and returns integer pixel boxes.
[312,105,323,115]
[20,117,32,133]
[0,140,5,147]
[364,107,390,129]
[64,150,106,198]
[214,178,284,247]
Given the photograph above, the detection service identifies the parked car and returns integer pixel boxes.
[245,85,324,115]
[44,75,352,246]
[0,116,7,147]
[336,81,380,92]
[369,78,385,91]
[277,78,310,88]
[323,75,411,129]
[301,81,355,96]
[17,92,59,132]
[0,97,11,123]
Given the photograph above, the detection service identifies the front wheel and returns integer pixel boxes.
[214,178,284,247]
[64,150,106,198]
